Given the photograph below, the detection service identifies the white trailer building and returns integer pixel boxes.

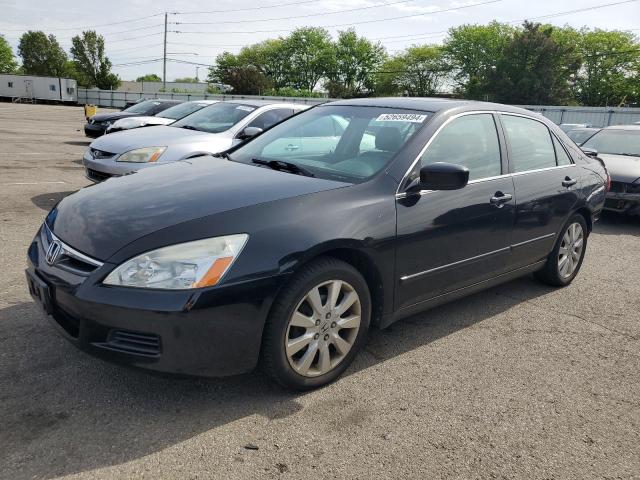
[0,74,77,103]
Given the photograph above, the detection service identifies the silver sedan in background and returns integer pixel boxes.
[83,100,310,182]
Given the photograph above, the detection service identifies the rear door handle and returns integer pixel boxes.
[490,192,513,208]
[562,176,577,187]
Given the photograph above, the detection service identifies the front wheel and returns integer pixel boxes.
[535,214,588,287]
[261,258,371,390]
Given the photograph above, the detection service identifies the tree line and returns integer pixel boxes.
[208,22,640,106]
[1,21,639,106]
[0,30,120,89]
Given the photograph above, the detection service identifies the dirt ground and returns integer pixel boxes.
[0,102,638,480]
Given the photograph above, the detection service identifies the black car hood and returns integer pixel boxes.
[90,112,146,122]
[599,154,640,183]
[47,157,349,260]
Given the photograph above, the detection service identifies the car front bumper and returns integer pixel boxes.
[82,149,154,182]
[604,184,640,215]
[26,225,286,377]
[84,122,108,138]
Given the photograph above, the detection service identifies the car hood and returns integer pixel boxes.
[111,116,174,128]
[47,157,349,260]
[599,153,640,183]
[90,112,144,122]
[89,125,217,154]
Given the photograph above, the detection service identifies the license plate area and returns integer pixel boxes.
[26,270,52,314]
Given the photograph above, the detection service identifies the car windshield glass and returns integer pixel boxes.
[124,100,162,114]
[157,102,208,120]
[582,129,640,156]
[567,129,599,145]
[228,105,431,183]
[171,103,256,133]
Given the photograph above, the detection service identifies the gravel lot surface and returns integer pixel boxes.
[0,103,638,480]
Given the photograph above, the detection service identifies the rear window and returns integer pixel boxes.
[582,129,640,157]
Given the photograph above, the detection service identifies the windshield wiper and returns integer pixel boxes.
[179,125,200,131]
[251,158,315,177]
[618,153,640,157]
[213,152,232,160]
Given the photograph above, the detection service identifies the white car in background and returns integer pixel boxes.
[83,100,309,182]
[106,100,218,134]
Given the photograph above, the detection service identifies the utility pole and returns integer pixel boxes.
[163,12,168,90]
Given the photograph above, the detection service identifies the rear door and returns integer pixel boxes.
[499,114,579,270]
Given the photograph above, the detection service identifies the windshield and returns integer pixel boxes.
[171,102,256,133]
[157,102,209,120]
[567,129,599,145]
[123,100,162,114]
[582,129,640,156]
[228,105,431,183]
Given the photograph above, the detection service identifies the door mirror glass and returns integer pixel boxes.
[238,126,263,140]
[420,162,470,191]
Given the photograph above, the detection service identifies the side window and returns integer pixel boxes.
[49,85,56,91]
[552,135,572,166]
[421,114,501,181]
[8,82,13,88]
[247,109,293,130]
[501,115,556,172]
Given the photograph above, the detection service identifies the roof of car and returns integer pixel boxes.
[323,97,535,116]
[603,124,640,131]
[223,99,310,108]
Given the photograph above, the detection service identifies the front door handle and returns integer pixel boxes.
[490,191,513,208]
[562,176,577,187]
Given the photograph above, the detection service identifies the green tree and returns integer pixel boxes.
[444,21,514,99]
[490,22,581,104]
[136,73,161,82]
[18,31,68,76]
[574,29,640,106]
[70,31,120,89]
[374,45,450,97]
[174,77,199,83]
[281,27,335,91]
[0,35,18,73]
[325,29,386,98]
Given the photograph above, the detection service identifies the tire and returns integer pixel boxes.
[261,257,371,390]
[535,214,588,287]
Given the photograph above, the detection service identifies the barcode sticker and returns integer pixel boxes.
[376,113,428,123]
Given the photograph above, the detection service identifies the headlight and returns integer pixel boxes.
[117,146,166,163]
[103,234,248,289]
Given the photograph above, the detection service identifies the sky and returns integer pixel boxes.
[1,0,639,81]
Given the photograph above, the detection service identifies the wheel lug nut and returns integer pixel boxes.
[331,322,336,328]
[324,334,329,341]
[314,333,319,340]
[315,320,320,326]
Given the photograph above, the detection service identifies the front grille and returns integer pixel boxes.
[86,168,112,183]
[98,330,162,356]
[90,148,115,159]
[610,181,627,193]
[41,224,103,275]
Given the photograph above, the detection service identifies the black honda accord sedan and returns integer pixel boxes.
[27,98,608,390]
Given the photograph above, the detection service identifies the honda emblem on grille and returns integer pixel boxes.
[45,240,63,265]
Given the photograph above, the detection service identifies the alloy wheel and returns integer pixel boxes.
[285,280,361,377]
[558,222,584,279]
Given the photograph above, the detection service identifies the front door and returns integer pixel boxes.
[395,113,515,311]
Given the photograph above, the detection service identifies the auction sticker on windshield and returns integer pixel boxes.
[376,113,428,123]
[236,105,255,112]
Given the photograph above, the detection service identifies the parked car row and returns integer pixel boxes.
[30,95,640,391]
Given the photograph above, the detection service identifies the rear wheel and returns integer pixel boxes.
[535,214,588,287]
[262,258,371,390]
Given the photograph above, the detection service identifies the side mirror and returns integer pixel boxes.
[237,126,263,140]
[420,162,470,191]
[581,147,598,158]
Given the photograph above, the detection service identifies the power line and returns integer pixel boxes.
[172,0,427,25]
[173,0,335,15]
[0,13,164,32]
[172,0,505,35]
